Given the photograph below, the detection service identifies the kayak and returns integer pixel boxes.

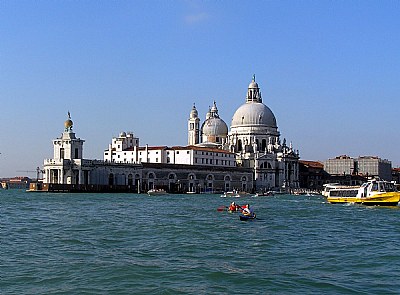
[239,214,256,221]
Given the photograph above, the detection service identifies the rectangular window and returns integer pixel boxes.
[187,151,189,154]
[60,148,64,159]
[75,148,79,159]
[156,158,159,162]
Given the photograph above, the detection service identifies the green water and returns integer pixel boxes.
[1,190,399,294]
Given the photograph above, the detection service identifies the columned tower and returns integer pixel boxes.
[188,104,200,145]
[44,112,86,185]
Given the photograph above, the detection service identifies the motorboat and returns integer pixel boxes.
[147,189,168,196]
[326,179,400,206]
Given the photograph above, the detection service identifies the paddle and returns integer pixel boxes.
[217,205,226,211]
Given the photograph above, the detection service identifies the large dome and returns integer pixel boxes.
[202,117,228,136]
[231,102,277,128]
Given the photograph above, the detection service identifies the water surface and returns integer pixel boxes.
[1,190,399,294]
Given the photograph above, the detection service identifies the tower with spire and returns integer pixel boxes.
[188,104,200,145]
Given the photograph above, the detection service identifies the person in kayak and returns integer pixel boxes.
[242,204,254,216]
[228,201,239,212]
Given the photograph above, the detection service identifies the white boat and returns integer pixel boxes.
[221,190,250,198]
[221,191,240,198]
[255,191,274,197]
[147,189,167,196]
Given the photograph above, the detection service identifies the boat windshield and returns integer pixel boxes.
[383,182,397,192]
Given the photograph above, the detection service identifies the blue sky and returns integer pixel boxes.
[1,1,399,178]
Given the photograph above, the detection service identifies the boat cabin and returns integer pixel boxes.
[358,180,397,198]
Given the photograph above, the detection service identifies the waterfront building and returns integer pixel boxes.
[1,176,31,189]
[324,155,355,176]
[40,113,252,193]
[298,160,327,190]
[324,155,392,181]
[39,76,299,193]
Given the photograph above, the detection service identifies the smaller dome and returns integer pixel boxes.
[202,117,228,136]
[248,80,259,89]
[119,132,127,137]
[190,104,198,118]
[248,74,259,89]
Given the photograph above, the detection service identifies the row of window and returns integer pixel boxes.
[194,158,233,166]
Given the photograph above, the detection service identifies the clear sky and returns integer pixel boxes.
[1,1,399,178]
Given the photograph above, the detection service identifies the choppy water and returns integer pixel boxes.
[0,190,399,294]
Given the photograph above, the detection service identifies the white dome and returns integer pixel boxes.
[231,102,277,128]
[202,117,228,136]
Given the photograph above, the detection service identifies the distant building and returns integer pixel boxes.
[392,167,400,184]
[299,160,328,190]
[324,155,392,181]
[1,176,31,189]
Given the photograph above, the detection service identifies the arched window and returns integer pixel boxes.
[262,139,267,151]
[237,139,243,152]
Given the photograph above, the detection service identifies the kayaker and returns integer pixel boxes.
[228,201,239,212]
[242,204,252,216]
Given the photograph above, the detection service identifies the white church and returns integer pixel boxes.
[188,75,300,190]
[39,76,299,193]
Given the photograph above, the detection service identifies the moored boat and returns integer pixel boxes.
[221,190,240,198]
[147,189,167,196]
[326,179,400,206]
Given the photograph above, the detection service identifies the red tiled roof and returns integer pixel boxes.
[299,160,324,169]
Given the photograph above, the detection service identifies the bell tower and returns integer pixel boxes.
[188,104,200,145]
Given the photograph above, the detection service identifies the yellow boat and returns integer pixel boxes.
[327,179,400,206]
